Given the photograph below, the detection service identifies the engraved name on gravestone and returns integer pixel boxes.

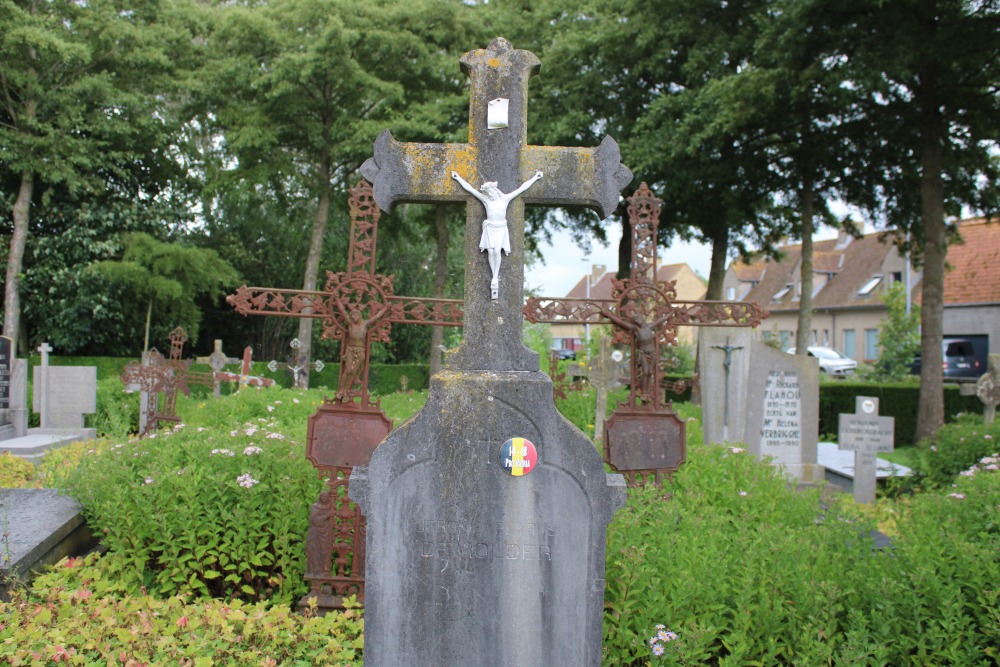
[838,396,895,504]
[350,38,629,667]
[744,343,821,481]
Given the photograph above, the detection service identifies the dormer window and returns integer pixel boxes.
[772,284,792,301]
[858,275,882,296]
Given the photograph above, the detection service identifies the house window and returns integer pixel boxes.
[812,330,818,345]
[858,275,882,296]
[780,330,791,350]
[823,329,830,346]
[890,271,902,284]
[727,286,736,300]
[843,330,856,359]
[864,329,878,360]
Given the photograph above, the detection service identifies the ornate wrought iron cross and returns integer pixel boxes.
[525,183,768,411]
[228,181,464,407]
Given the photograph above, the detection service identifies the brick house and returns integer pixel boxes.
[722,217,999,365]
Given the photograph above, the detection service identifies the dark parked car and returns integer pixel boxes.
[909,338,981,379]
[552,348,576,360]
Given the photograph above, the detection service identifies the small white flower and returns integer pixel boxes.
[243,446,263,456]
[948,493,966,500]
[739,490,748,497]
[266,405,275,412]
[197,427,206,433]
[293,398,300,404]
[144,476,154,485]
[236,473,259,489]
[728,446,745,454]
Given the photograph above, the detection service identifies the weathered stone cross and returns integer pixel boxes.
[350,38,630,667]
[228,181,464,404]
[195,340,241,398]
[361,37,632,373]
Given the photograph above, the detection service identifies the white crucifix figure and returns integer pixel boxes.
[451,170,543,299]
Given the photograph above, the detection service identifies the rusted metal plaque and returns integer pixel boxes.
[306,404,392,470]
[604,408,686,485]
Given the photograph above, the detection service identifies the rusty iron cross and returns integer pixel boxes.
[525,183,768,411]
[361,37,632,373]
[228,181,464,407]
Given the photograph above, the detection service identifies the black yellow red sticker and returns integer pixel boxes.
[498,437,537,476]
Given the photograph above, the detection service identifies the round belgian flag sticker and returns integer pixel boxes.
[498,437,538,477]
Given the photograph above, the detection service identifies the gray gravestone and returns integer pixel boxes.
[744,342,822,482]
[31,343,97,434]
[838,396,895,504]
[350,38,629,666]
[699,328,752,446]
[0,335,12,436]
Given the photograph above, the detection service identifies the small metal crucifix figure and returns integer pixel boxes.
[711,335,743,433]
[451,170,543,299]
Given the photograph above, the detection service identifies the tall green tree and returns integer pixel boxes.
[0,0,191,352]
[89,232,239,351]
[202,0,475,386]
[842,0,999,440]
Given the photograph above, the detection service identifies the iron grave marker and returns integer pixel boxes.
[349,38,629,666]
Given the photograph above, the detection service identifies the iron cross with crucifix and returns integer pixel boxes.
[228,181,464,407]
[525,183,769,411]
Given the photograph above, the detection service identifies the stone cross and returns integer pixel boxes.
[349,38,629,666]
[976,353,1000,424]
[195,340,241,398]
[711,336,743,430]
[267,338,325,387]
[229,181,464,403]
[361,37,631,374]
[526,183,768,410]
[838,396,895,504]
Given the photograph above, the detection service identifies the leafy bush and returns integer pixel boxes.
[0,553,363,665]
[0,452,36,487]
[603,441,1000,666]
[92,374,140,438]
[64,395,324,605]
[912,412,1000,489]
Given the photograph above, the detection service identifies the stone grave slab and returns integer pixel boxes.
[32,365,97,432]
[0,489,97,592]
[744,342,822,482]
[817,442,911,494]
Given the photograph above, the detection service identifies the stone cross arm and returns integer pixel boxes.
[361,131,631,220]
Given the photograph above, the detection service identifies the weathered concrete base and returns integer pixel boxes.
[0,429,94,463]
[1,489,98,597]
[351,369,626,667]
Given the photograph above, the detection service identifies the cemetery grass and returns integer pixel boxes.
[0,389,997,665]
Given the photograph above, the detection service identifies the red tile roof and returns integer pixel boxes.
[942,218,1000,304]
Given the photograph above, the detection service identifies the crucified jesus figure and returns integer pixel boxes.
[335,304,389,401]
[602,308,671,404]
[451,170,543,299]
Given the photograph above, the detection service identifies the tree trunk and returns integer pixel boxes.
[4,170,34,347]
[296,185,331,389]
[429,205,450,376]
[705,222,728,300]
[914,102,946,443]
[795,177,815,355]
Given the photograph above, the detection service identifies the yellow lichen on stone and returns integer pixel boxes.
[487,58,500,68]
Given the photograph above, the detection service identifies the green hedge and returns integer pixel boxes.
[818,381,984,446]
